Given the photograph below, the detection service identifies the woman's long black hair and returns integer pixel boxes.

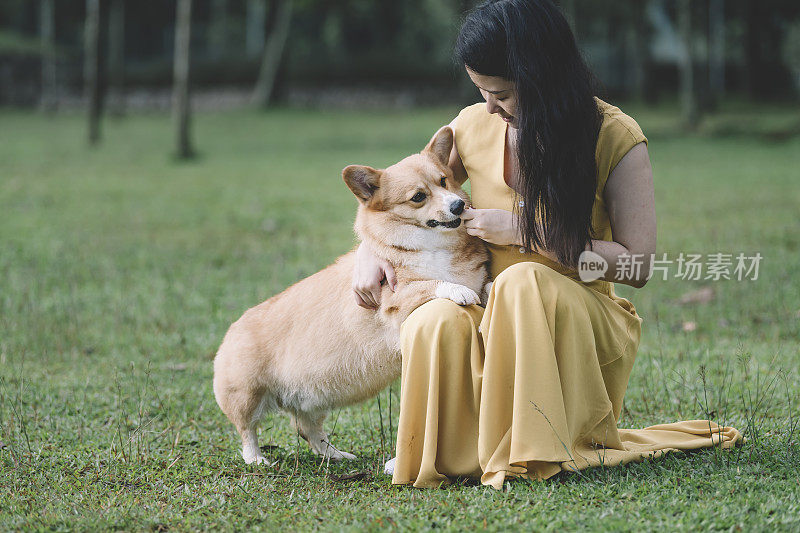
[455,0,602,268]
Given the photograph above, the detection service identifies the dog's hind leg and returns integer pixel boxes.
[291,411,356,461]
[214,380,273,465]
[240,426,271,465]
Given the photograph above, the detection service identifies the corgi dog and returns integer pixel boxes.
[213,126,490,465]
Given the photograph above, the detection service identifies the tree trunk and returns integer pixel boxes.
[678,0,699,130]
[84,0,101,144]
[107,0,125,116]
[172,0,194,159]
[606,12,621,94]
[743,0,760,97]
[209,0,228,59]
[629,0,651,102]
[252,0,292,108]
[245,0,266,58]
[40,0,57,112]
[708,0,725,103]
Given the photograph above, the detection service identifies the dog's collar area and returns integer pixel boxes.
[426,218,462,229]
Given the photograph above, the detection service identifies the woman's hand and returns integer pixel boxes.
[462,208,523,247]
[353,242,397,310]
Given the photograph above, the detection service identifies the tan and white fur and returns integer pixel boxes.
[213,127,490,465]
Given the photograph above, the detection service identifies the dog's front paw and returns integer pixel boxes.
[436,282,480,306]
[322,446,357,461]
[384,457,396,476]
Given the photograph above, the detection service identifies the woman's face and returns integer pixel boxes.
[466,66,518,128]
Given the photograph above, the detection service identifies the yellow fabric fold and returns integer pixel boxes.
[392,263,742,490]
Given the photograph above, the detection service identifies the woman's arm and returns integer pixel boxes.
[461,142,656,288]
[591,142,656,288]
[352,242,397,309]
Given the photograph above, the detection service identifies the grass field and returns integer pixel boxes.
[1,102,799,531]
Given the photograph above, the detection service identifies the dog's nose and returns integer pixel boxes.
[449,199,465,215]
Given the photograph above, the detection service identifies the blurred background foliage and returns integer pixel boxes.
[2,0,800,108]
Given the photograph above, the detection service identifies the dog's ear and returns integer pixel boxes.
[343,165,381,203]
[423,126,454,166]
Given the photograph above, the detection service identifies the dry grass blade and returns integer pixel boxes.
[328,471,371,482]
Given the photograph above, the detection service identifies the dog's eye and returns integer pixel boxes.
[440,177,447,188]
[411,192,427,203]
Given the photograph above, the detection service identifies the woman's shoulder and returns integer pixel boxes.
[451,102,503,156]
[452,102,496,131]
[594,97,648,177]
[595,97,647,148]
[455,102,489,120]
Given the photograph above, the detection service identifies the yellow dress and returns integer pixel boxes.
[391,99,742,490]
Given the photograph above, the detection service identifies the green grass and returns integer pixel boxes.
[1,103,799,531]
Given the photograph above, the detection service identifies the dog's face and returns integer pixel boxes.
[343,127,470,232]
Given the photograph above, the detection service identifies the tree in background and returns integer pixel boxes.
[678,0,700,130]
[1,0,799,110]
[784,19,800,97]
[84,0,102,144]
[39,0,56,112]
[107,0,125,116]
[707,0,725,108]
[628,0,651,103]
[173,0,194,159]
[741,0,800,99]
[252,0,292,108]
[209,0,228,59]
[246,0,267,57]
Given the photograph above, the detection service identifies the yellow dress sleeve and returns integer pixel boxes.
[595,103,649,193]
[450,103,495,187]
[589,100,648,243]
[450,104,484,153]
[449,107,470,185]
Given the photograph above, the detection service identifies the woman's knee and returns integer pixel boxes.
[401,298,476,342]
[492,262,584,316]
[493,261,559,298]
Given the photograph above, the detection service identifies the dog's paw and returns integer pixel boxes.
[243,453,274,466]
[384,457,396,476]
[325,448,357,461]
[436,282,480,306]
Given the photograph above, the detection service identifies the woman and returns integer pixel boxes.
[353,0,741,489]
